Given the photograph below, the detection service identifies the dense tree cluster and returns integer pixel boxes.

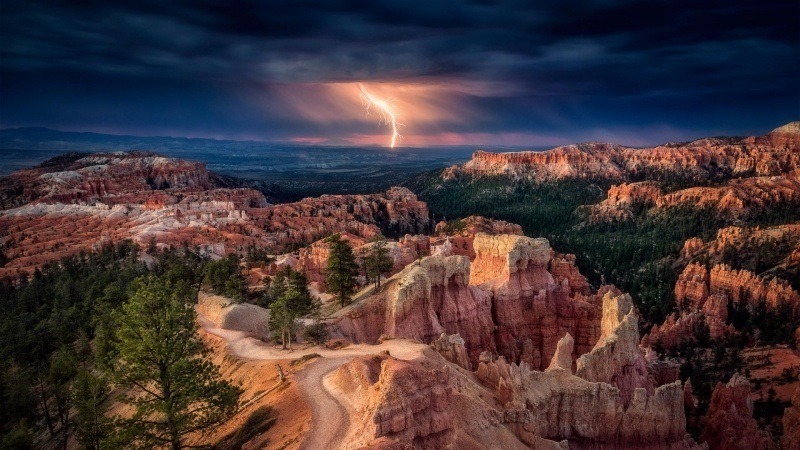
[0,242,244,449]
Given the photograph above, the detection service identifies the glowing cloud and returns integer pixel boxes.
[358,84,402,147]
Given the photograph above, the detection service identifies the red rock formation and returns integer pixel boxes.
[700,374,775,450]
[654,173,800,216]
[0,154,431,277]
[587,181,662,223]
[477,334,701,449]
[783,387,800,450]
[331,255,497,365]
[249,186,431,250]
[331,233,603,370]
[549,252,592,295]
[652,262,800,346]
[678,224,800,270]
[331,353,455,449]
[445,123,800,182]
[576,292,652,405]
[0,152,219,208]
[431,215,523,259]
[434,215,523,237]
[295,233,368,289]
[471,233,601,369]
[430,333,471,371]
[588,174,800,222]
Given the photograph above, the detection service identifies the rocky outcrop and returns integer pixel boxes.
[673,263,800,333]
[330,353,454,449]
[644,260,800,349]
[700,374,775,450]
[587,181,662,223]
[475,340,699,449]
[430,333,471,370]
[0,153,431,276]
[332,233,604,370]
[249,187,431,250]
[444,123,800,182]
[654,174,800,216]
[471,233,601,370]
[576,292,652,405]
[434,215,523,237]
[0,152,218,208]
[431,215,523,259]
[783,387,800,450]
[331,255,497,365]
[548,253,592,295]
[295,233,368,289]
[588,174,800,223]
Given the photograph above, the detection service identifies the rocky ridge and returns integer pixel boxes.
[330,233,602,369]
[0,152,432,278]
[444,123,800,182]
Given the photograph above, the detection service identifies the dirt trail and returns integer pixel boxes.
[197,311,426,450]
[295,356,353,450]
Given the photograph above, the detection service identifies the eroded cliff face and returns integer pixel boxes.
[331,254,497,365]
[588,173,800,223]
[700,374,775,450]
[643,261,800,349]
[0,152,432,277]
[575,293,652,405]
[331,233,606,370]
[0,152,217,208]
[477,300,702,450]
[444,123,800,182]
[431,215,523,259]
[331,353,455,450]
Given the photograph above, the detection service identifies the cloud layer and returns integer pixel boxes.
[1,0,798,146]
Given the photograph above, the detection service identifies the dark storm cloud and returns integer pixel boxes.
[1,0,798,144]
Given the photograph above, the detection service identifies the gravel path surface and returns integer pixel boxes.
[198,310,426,449]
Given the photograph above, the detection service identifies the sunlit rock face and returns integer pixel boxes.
[643,261,800,350]
[478,326,702,449]
[329,352,455,449]
[0,151,433,278]
[331,233,604,370]
[444,123,800,182]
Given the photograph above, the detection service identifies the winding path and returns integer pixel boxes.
[197,311,426,449]
[295,356,353,450]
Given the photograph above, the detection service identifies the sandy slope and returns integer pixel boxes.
[198,311,427,449]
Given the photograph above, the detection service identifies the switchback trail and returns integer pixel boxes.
[197,311,426,449]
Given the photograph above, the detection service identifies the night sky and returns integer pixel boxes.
[1,0,798,147]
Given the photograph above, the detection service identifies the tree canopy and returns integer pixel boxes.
[324,234,359,308]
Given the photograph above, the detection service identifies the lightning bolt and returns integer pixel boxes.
[359,84,402,148]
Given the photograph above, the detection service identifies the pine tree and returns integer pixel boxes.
[72,369,110,450]
[109,275,241,450]
[363,237,393,289]
[324,234,359,308]
[268,269,319,350]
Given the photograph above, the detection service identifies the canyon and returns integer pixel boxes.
[0,152,431,278]
[4,122,800,450]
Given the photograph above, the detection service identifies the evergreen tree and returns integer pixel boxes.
[109,276,241,450]
[72,369,110,450]
[324,234,359,308]
[268,269,319,350]
[363,237,394,289]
